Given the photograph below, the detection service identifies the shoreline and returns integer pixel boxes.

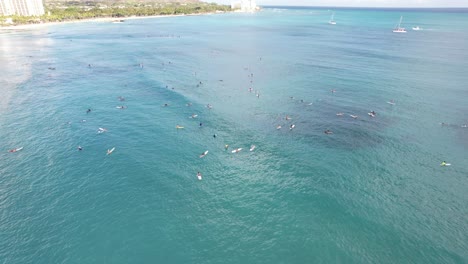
[0,12,224,30]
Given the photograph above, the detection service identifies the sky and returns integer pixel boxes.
[210,0,468,7]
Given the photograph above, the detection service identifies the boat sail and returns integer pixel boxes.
[393,16,407,33]
[329,12,336,25]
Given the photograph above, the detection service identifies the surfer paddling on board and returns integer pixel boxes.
[197,172,202,180]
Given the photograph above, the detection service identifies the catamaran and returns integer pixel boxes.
[329,12,336,25]
[393,16,407,33]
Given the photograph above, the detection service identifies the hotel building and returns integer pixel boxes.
[0,0,45,16]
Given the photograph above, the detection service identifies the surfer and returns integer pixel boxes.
[225,144,229,150]
[440,161,448,166]
[197,172,202,180]
[276,125,282,130]
[324,130,333,135]
[336,113,344,116]
[200,151,208,158]
[163,103,169,107]
[350,115,358,119]
[285,115,291,121]
[199,122,203,127]
[9,147,22,153]
[78,146,83,151]
[290,124,295,130]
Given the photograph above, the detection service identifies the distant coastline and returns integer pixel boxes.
[0,12,225,30]
[0,2,232,29]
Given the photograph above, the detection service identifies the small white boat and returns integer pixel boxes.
[412,26,421,31]
[393,16,407,33]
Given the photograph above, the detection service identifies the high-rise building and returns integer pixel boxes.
[0,0,45,16]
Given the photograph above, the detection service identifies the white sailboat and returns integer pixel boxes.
[329,12,336,25]
[393,16,407,33]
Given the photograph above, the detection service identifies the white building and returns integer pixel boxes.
[0,0,45,16]
[231,0,258,13]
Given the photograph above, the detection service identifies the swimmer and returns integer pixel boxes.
[163,103,169,107]
[118,96,125,101]
[206,104,213,109]
[199,122,203,127]
[78,146,83,151]
[186,102,192,107]
[213,134,217,138]
[256,93,260,98]
[225,144,229,150]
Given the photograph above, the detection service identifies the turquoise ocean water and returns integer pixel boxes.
[1,7,467,263]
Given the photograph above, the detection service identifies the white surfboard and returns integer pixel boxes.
[387,101,395,105]
[107,147,115,155]
[250,145,256,152]
[197,173,202,180]
[231,148,242,153]
[199,150,209,158]
[368,113,375,117]
[9,147,23,153]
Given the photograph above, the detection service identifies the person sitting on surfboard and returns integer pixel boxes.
[441,161,447,166]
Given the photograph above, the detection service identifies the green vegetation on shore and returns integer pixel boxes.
[0,1,231,26]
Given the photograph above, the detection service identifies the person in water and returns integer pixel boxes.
[213,134,217,138]
[86,108,91,114]
[199,122,203,127]
[441,161,447,166]
[225,144,229,150]
[78,146,83,151]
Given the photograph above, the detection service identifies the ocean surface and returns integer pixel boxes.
[1,7,467,263]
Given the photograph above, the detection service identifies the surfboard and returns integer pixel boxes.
[441,163,451,166]
[387,101,395,105]
[368,113,375,117]
[231,148,242,153]
[107,147,115,155]
[197,174,202,180]
[250,145,256,152]
[199,150,209,158]
[9,147,23,153]
[290,125,295,130]
[176,126,184,129]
